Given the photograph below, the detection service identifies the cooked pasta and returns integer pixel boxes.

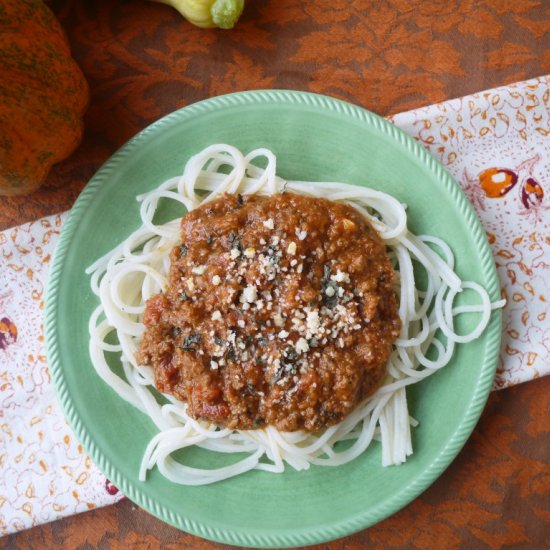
[87,144,504,485]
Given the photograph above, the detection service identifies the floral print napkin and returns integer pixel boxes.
[1,76,548,535]
[390,74,549,388]
[0,214,124,536]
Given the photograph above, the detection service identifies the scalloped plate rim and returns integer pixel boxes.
[45,89,502,548]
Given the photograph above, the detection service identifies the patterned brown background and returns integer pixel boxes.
[2,0,550,548]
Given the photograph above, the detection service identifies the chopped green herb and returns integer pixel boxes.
[228,231,244,258]
[257,336,268,346]
[322,263,331,282]
[179,291,189,301]
[284,346,298,363]
[321,263,338,308]
[207,235,214,245]
[308,337,319,348]
[271,365,285,384]
[324,292,338,308]
[226,344,236,362]
[246,383,255,394]
[284,362,297,375]
[178,244,188,258]
[214,336,226,347]
[262,245,280,264]
[180,333,201,351]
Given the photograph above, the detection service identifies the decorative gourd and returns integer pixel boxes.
[151,0,245,29]
[0,0,89,196]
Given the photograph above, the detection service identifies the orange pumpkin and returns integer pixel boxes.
[0,0,89,196]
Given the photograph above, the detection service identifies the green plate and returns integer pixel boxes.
[46,90,502,547]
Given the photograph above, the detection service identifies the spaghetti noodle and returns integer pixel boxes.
[87,144,504,485]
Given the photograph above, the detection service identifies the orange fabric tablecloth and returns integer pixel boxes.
[2,1,549,548]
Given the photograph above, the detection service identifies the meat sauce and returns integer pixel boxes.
[137,193,400,432]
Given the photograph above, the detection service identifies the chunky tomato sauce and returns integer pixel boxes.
[137,193,400,431]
